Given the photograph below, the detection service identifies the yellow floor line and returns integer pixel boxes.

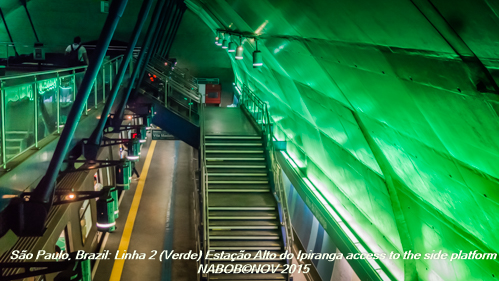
[109,140,157,281]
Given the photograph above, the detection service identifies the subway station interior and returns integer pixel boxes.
[0,0,498,280]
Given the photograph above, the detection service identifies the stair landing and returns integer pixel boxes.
[204,107,259,136]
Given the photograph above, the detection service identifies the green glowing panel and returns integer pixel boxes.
[187,0,499,279]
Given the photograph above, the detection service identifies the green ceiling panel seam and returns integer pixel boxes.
[353,111,419,280]
[271,121,404,255]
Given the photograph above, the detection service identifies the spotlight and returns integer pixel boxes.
[222,39,228,49]
[215,32,220,45]
[235,45,244,60]
[228,42,236,53]
[253,40,263,68]
[217,33,224,46]
[253,50,262,68]
[67,193,76,200]
[235,35,243,60]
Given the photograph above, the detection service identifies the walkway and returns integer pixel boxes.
[93,135,197,281]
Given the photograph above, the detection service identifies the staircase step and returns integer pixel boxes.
[206,161,267,169]
[208,168,268,176]
[206,154,265,161]
[208,188,270,193]
[209,273,287,280]
[208,193,277,208]
[205,135,262,140]
[209,240,283,250]
[208,176,269,184]
[209,230,280,238]
[208,184,270,190]
[206,146,264,153]
[206,139,262,145]
[208,220,279,229]
[209,210,277,218]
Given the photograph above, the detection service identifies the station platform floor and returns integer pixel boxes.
[93,133,198,281]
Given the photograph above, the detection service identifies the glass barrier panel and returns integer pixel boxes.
[96,68,104,104]
[37,78,59,138]
[58,75,75,126]
[4,84,35,161]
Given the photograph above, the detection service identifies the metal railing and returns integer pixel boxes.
[143,61,201,103]
[199,104,209,279]
[238,84,294,280]
[0,55,124,168]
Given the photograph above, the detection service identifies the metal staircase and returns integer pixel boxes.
[141,55,201,122]
[204,134,288,280]
[132,56,202,148]
[199,90,294,280]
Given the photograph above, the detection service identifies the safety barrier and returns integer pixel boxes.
[0,55,123,168]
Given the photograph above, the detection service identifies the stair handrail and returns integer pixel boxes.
[199,103,209,273]
[239,84,294,280]
[143,62,201,103]
[149,54,199,92]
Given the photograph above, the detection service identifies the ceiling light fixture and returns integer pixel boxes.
[253,40,263,68]
[228,41,236,53]
[217,33,223,46]
[222,34,229,49]
[235,36,243,60]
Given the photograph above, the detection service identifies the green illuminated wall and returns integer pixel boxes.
[186,0,499,280]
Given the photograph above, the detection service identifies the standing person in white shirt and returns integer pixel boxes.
[65,36,89,66]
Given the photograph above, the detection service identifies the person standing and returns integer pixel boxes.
[65,36,89,66]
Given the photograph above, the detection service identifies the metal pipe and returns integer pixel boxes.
[20,1,40,42]
[102,66,106,102]
[88,0,155,147]
[115,0,170,122]
[34,78,38,148]
[132,11,171,98]
[160,5,182,58]
[133,1,176,98]
[0,8,18,56]
[154,1,177,56]
[1,81,6,168]
[32,0,129,204]
[164,4,186,58]
[56,72,60,134]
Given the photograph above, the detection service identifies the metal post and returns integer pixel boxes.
[115,0,170,122]
[56,73,60,134]
[88,0,155,148]
[159,6,179,58]
[72,70,76,101]
[133,2,173,99]
[32,0,129,206]
[155,1,177,56]
[0,7,18,56]
[94,79,98,109]
[165,80,170,104]
[1,81,6,168]
[109,63,112,94]
[102,66,106,102]
[188,98,192,120]
[163,4,186,58]
[33,77,38,148]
